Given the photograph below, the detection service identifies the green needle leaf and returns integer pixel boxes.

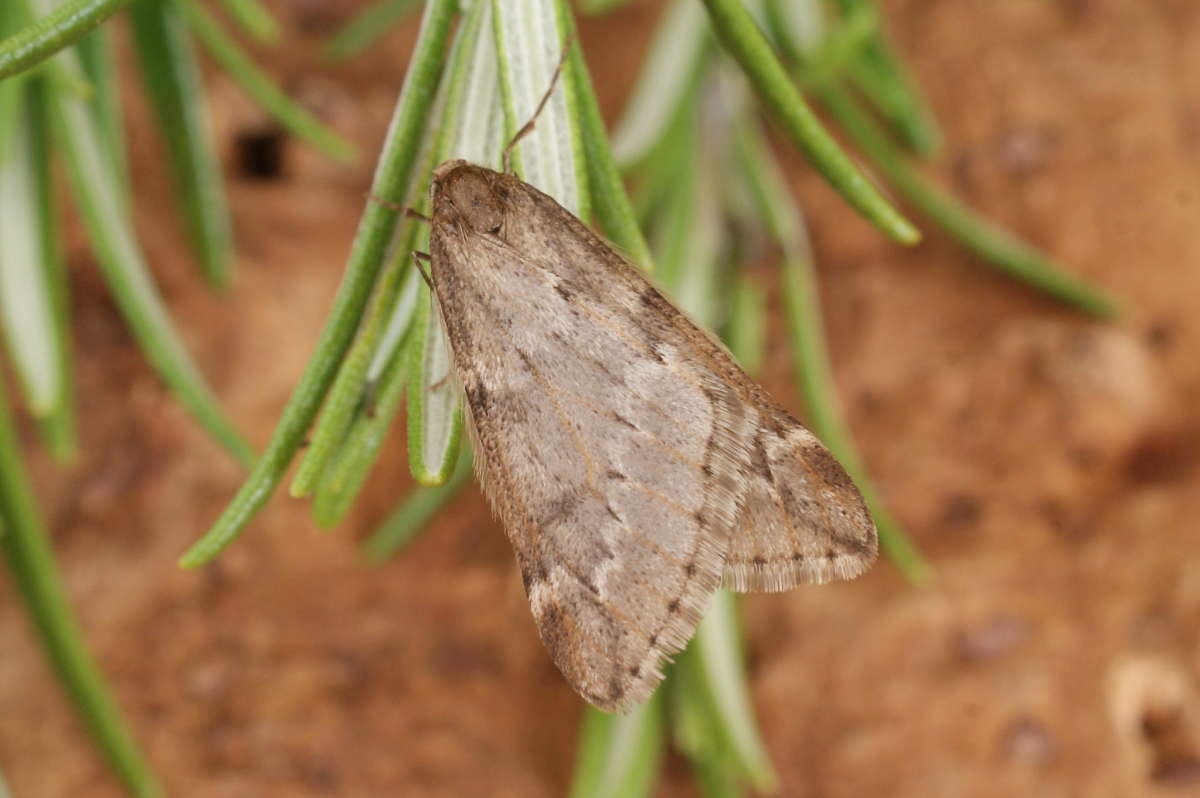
[699,0,920,245]
[75,23,126,200]
[829,0,941,156]
[322,0,422,64]
[568,697,665,798]
[724,276,765,377]
[406,0,502,486]
[181,0,358,164]
[0,380,163,798]
[0,89,64,418]
[312,323,417,526]
[816,84,1119,317]
[493,0,590,219]
[215,0,279,44]
[362,446,474,562]
[290,248,422,497]
[673,591,778,793]
[130,0,234,289]
[180,0,457,568]
[0,0,132,80]
[42,42,254,466]
[609,0,708,170]
[558,0,653,269]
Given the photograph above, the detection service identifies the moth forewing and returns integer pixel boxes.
[426,161,876,712]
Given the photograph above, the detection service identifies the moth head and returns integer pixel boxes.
[432,160,506,236]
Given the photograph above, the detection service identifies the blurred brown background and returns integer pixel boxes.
[2,0,1199,795]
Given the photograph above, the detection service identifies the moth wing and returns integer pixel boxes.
[721,411,878,591]
[430,175,754,711]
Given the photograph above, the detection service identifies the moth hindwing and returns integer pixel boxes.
[426,160,877,712]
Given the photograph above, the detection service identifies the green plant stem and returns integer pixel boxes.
[698,0,919,245]
[130,0,233,289]
[363,447,474,562]
[322,0,422,63]
[559,0,653,269]
[180,0,357,164]
[215,0,278,43]
[0,382,162,798]
[0,0,131,80]
[180,0,457,568]
[816,84,1118,316]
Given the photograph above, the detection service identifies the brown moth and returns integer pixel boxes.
[425,159,877,712]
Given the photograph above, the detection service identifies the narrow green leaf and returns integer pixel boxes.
[322,0,422,63]
[215,0,279,43]
[675,591,778,792]
[699,0,920,245]
[0,380,162,798]
[816,84,1118,316]
[761,0,825,58]
[42,45,254,466]
[652,112,723,326]
[0,0,132,80]
[829,0,941,156]
[724,276,765,376]
[578,0,633,15]
[312,321,417,526]
[74,23,126,200]
[180,0,357,164]
[776,1,877,88]
[407,0,503,485]
[28,84,76,459]
[557,0,653,269]
[363,446,474,562]
[290,247,422,497]
[0,89,64,418]
[405,262,464,486]
[130,0,234,288]
[492,0,589,218]
[610,0,708,169]
[180,0,457,567]
[568,697,665,798]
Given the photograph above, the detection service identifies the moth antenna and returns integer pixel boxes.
[413,251,433,288]
[501,34,577,175]
[365,192,432,226]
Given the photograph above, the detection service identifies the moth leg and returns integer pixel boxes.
[405,208,432,223]
[412,251,433,288]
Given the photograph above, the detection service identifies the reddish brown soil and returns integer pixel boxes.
[3,1,1200,795]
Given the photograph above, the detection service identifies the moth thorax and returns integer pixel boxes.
[440,166,505,235]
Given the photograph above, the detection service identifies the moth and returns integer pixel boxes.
[421,159,877,712]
